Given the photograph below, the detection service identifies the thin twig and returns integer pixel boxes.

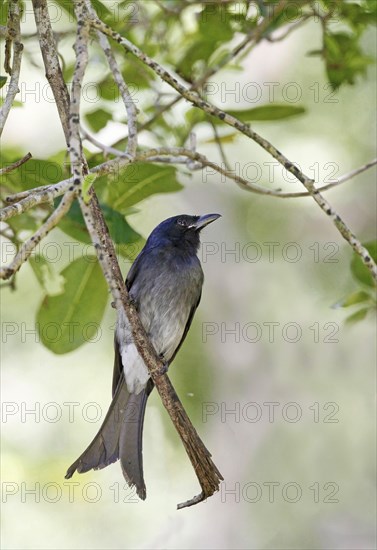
[81,128,129,158]
[90,16,138,157]
[0,152,32,175]
[266,15,311,42]
[320,158,377,190]
[1,178,73,221]
[209,122,231,171]
[69,0,89,191]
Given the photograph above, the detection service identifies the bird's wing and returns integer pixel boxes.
[168,289,202,365]
[112,251,144,397]
[112,337,124,397]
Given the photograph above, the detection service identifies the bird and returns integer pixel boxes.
[65,213,221,499]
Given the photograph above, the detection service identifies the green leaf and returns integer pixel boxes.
[350,240,377,288]
[85,108,112,132]
[1,158,63,192]
[227,105,306,122]
[7,213,38,233]
[103,204,145,260]
[103,205,142,244]
[106,163,183,212]
[97,75,120,101]
[57,201,144,260]
[54,0,112,19]
[187,105,306,128]
[0,76,7,89]
[122,63,155,90]
[338,1,377,30]
[29,255,64,295]
[62,62,75,82]
[91,0,112,19]
[345,307,370,325]
[204,132,239,144]
[323,32,374,90]
[0,1,9,26]
[333,290,371,309]
[82,173,97,203]
[177,4,233,79]
[36,257,108,354]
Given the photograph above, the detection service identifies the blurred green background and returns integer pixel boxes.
[1,2,376,549]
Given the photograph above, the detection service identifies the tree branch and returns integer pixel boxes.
[320,158,377,190]
[91,21,138,157]
[0,152,32,175]
[32,0,71,144]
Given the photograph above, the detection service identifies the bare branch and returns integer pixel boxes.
[69,0,90,189]
[0,152,32,175]
[319,158,377,191]
[1,178,72,221]
[90,19,138,157]
[32,0,71,144]
[81,128,129,158]
[266,15,311,42]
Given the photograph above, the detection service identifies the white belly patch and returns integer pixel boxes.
[116,310,150,395]
[120,343,149,395]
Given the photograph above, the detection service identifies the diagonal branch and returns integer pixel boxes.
[0,152,32,175]
[320,158,377,190]
[91,25,138,157]
[32,0,71,144]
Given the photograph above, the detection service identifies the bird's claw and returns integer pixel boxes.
[156,356,168,377]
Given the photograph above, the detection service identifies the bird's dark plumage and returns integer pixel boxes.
[65,213,220,499]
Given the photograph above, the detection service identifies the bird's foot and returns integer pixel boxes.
[156,356,169,377]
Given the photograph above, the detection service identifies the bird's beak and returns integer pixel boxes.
[192,213,221,231]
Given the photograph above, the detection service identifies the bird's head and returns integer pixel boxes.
[146,213,221,252]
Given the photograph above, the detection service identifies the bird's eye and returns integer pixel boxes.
[177,218,188,227]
